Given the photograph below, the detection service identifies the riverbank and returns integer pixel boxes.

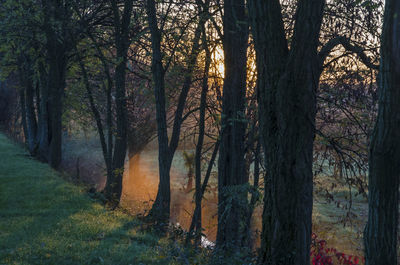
[0,133,216,265]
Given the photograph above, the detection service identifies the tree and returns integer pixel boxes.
[248,0,325,263]
[216,0,249,250]
[0,75,17,130]
[0,0,42,155]
[145,0,208,223]
[0,0,76,168]
[364,1,400,264]
[105,0,134,206]
[72,0,136,206]
[18,57,37,155]
[145,0,171,223]
[186,11,213,244]
[40,0,75,169]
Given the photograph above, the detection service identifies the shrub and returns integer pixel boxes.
[310,233,364,265]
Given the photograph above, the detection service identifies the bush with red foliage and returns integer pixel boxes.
[310,233,365,265]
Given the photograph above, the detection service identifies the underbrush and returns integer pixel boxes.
[311,233,364,265]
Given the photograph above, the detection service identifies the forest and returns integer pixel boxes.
[0,0,399,264]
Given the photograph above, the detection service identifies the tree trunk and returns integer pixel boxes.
[18,61,38,155]
[85,29,115,200]
[244,140,260,247]
[364,1,400,264]
[37,63,49,162]
[187,139,220,244]
[145,0,171,223]
[249,0,325,263]
[146,0,205,223]
[77,55,110,181]
[216,0,249,250]
[102,0,134,206]
[192,24,211,244]
[42,0,71,169]
[19,87,28,144]
[47,51,66,169]
[106,80,114,191]
[108,57,128,205]
[25,73,37,155]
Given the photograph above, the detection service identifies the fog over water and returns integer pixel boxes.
[121,149,262,244]
[62,136,368,254]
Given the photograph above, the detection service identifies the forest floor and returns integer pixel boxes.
[0,133,219,265]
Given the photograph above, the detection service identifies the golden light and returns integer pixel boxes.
[212,47,225,79]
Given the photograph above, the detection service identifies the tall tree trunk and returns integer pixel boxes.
[187,139,219,242]
[42,0,71,169]
[77,55,109,178]
[37,63,49,162]
[103,0,133,206]
[84,29,115,200]
[19,87,28,143]
[47,50,67,169]
[244,140,260,247]
[190,23,211,245]
[216,0,249,250]
[108,57,128,205]
[249,0,325,263]
[146,0,205,223]
[146,0,171,223]
[364,1,400,264]
[25,73,38,155]
[106,80,114,189]
[19,61,38,155]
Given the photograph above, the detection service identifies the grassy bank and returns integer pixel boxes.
[0,133,209,265]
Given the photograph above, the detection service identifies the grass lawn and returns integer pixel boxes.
[0,133,207,265]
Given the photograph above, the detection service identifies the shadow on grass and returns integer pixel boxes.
[0,134,167,265]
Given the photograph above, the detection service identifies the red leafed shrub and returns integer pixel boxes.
[310,233,365,265]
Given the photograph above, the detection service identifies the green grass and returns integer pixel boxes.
[2,131,375,264]
[0,133,206,265]
[312,174,368,257]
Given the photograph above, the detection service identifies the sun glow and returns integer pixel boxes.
[212,47,225,79]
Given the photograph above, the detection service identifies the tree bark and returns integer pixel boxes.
[189,21,211,245]
[104,0,134,207]
[244,140,260,247]
[187,139,220,244]
[18,60,38,155]
[42,0,71,169]
[83,28,115,200]
[249,0,325,263]
[25,72,38,155]
[364,1,400,264]
[37,62,49,162]
[146,0,171,223]
[216,0,249,250]
[77,55,109,176]
[47,51,66,169]
[146,0,206,223]
[19,86,28,144]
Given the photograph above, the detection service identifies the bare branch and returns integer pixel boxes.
[319,36,379,70]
